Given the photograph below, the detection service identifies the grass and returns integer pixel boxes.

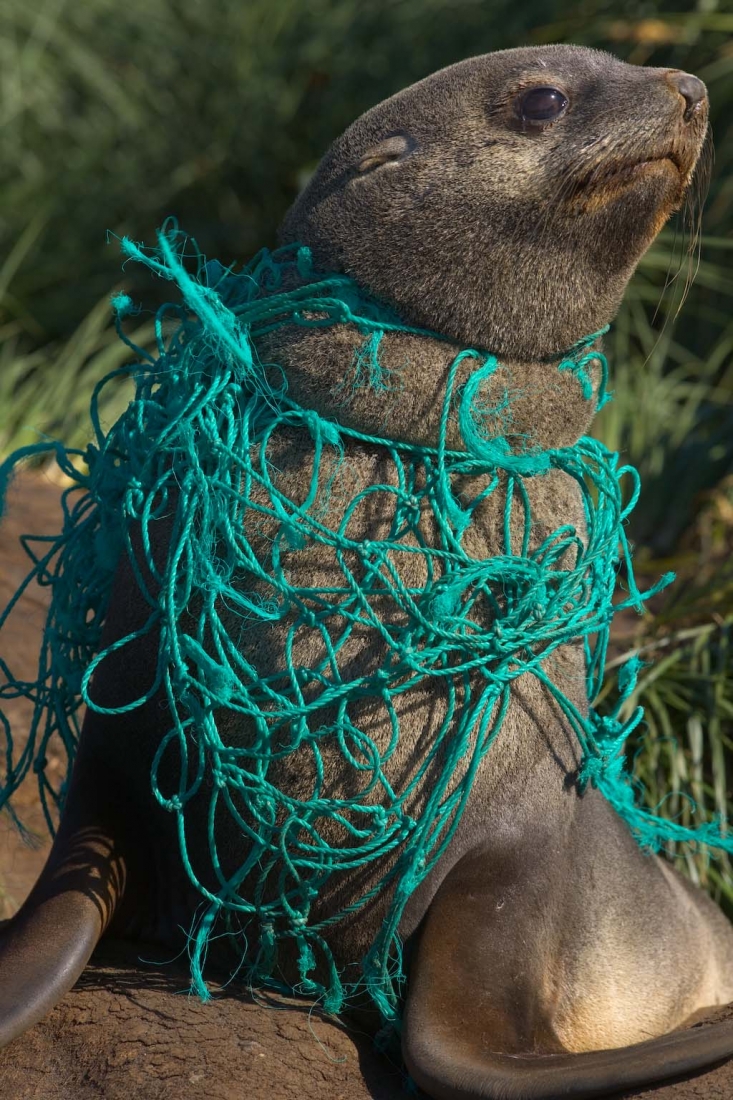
[1,0,733,902]
[0,295,148,459]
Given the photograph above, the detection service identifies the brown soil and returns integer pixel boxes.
[1,473,732,1100]
[0,940,409,1100]
[0,471,60,919]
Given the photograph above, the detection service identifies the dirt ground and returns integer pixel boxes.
[1,472,733,1100]
[0,472,60,919]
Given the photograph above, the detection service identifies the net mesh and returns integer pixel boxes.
[1,226,730,1025]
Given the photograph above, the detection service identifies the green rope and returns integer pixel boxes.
[1,225,731,1027]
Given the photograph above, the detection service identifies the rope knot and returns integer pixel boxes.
[127,477,145,511]
[362,540,382,563]
[320,419,341,446]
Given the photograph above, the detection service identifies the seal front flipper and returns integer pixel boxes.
[0,774,125,1047]
[0,517,170,1050]
[402,840,733,1100]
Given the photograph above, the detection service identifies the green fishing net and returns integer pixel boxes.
[1,226,731,1025]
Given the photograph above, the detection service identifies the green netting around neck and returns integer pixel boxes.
[1,226,731,1028]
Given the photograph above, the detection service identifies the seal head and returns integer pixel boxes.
[283,45,709,361]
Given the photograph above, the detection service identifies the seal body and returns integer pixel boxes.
[3,44,733,1100]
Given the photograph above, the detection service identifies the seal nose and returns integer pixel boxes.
[667,71,708,119]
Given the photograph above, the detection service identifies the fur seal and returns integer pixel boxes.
[2,44,732,1100]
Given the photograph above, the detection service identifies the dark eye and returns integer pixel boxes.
[519,86,568,123]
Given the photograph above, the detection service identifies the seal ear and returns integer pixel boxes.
[355,132,416,174]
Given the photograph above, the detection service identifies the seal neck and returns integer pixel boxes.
[215,243,610,455]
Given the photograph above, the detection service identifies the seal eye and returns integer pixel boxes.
[519,86,568,123]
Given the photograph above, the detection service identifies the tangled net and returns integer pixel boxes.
[1,226,731,1026]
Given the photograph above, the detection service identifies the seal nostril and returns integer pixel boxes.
[668,71,708,120]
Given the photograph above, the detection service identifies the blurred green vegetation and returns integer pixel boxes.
[2,0,733,902]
